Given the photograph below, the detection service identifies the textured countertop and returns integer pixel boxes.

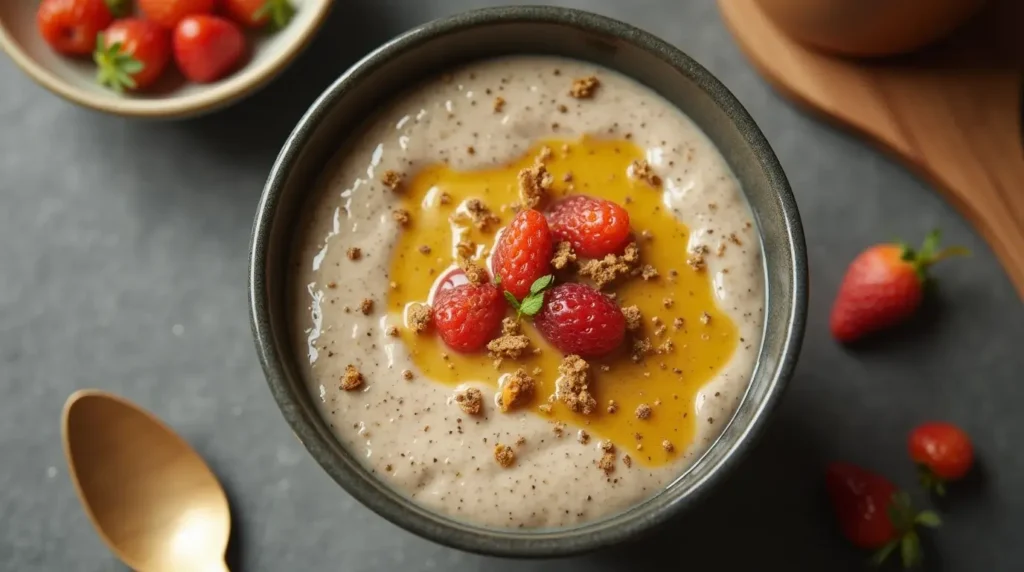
[2,1,1021,570]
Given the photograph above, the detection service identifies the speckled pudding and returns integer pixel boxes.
[290,55,764,529]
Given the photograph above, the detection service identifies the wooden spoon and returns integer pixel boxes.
[61,389,231,572]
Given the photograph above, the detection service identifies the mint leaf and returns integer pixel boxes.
[519,292,545,316]
[915,511,941,528]
[494,274,502,285]
[503,291,520,311]
[529,274,554,295]
[900,531,921,569]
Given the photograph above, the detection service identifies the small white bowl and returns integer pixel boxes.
[0,0,334,119]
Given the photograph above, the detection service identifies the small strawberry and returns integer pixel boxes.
[36,0,126,56]
[548,195,631,259]
[830,230,968,343]
[138,0,216,29]
[491,208,554,301]
[221,0,296,29]
[94,20,171,93]
[533,282,626,358]
[826,462,940,568]
[432,282,506,353]
[909,422,974,496]
[172,15,247,83]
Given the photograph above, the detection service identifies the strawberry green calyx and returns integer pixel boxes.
[916,464,948,497]
[255,0,296,30]
[504,275,554,319]
[93,33,143,94]
[103,0,131,18]
[898,229,970,282]
[871,491,941,569]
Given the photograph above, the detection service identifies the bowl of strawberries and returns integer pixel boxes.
[0,0,333,118]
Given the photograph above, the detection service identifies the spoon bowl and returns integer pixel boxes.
[62,389,231,572]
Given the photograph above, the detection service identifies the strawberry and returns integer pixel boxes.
[94,19,171,93]
[909,422,974,496]
[492,208,554,301]
[36,0,126,56]
[432,282,506,353]
[221,0,296,29]
[172,15,247,83]
[830,230,968,343]
[533,283,626,358]
[548,195,631,259]
[825,462,940,568]
[138,0,216,29]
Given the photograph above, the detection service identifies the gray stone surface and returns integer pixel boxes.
[1,0,1021,570]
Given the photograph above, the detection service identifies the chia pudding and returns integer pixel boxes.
[289,56,764,529]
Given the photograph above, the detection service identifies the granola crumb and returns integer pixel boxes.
[457,255,487,286]
[598,452,615,474]
[551,241,577,270]
[688,244,708,271]
[607,400,618,414]
[359,298,374,315]
[553,422,567,437]
[455,387,484,415]
[662,297,674,309]
[569,76,600,98]
[439,192,452,205]
[464,199,500,232]
[662,440,674,452]
[531,366,542,376]
[729,232,743,246]
[631,338,654,362]
[537,145,553,163]
[622,305,642,331]
[493,96,506,113]
[600,440,615,453]
[673,317,685,329]
[466,146,475,155]
[641,229,654,241]
[563,171,573,182]
[386,326,399,337]
[381,170,403,191]
[418,245,431,255]
[556,355,597,414]
[622,455,633,468]
[578,430,590,444]
[392,209,411,227]
[716,242,727,256]
[629,160,662,187]
[340,365,363,390]
[517,162,553,209]
[402,369,413,381]
[635,403,652,420]
[538,404,553,414]
[326,281,337,289]
[515,435,527,446]
[556,103,568,113]
[641,265,659,280]
[657,339,675,354]
[407,303,432,333]
[494,444,515,468]
[487,318,532,362]
[385,464,393,472]
[499,368,536,412]
[389,281,398,290]
[700,312,712,325]
[578,242,640,289]
[346,247,362,261]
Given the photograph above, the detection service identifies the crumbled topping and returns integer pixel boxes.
[622,305,642,331]
[487,318,532,361]
[381,170,403,191]
[556,355,597,414]
[467,146,475,155]
[455,387,484,415]
[340,365,363,390]
[347,247,362,261]
[552,241,577,270]
[688,244,708,272]
[600,440,615,453]
[386,326,399,337]
[700,312,711,325]
[538,404,553,414]
[641,229,654,241]
[515,435,527,446]
[517,162,553,209]
[662,440,674,452]
[494,444,515,468]
[327,281,337,289]
[493,96,506,113]
[553,422,567,436]
[439,192,452,205]
[578,430,590,444]
[570,76,600,98]
[392,209,411,227]
[629,160,662,187]
[641,265,659,280]
[635,403,652,420]
[657,339,674,354]
[631,338,654,362]
[418,245,431,255]
[556,104,568,113]
[464,199,500,232]
[458,257,487,286]
[607,400,618,414]
[729,232,743,246]
[662,297,674,309]
[499,368,536,412]
[402,369,414,381]
[407,303,432,333]
[578,242,640,289]
[673,317,685,330]
[622,455,633,468]
[456,240,476,259]
[359,298,374,315]
[598,452,616,474]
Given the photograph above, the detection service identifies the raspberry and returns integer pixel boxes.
[491,209,554,300]
[548,195,631,258]
[432,282,506,353]
[533,283,626,358]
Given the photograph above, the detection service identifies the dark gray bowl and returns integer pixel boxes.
[249,5,807,558]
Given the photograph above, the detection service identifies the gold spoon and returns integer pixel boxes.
[62,389,232,572]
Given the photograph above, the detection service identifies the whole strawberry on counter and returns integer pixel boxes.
[826,462,941,568]
[830,230,968,343]
[908,421,975,496]
[37,0,128,56]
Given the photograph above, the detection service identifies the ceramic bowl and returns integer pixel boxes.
[0,0,333,119]
[249,6,807,557]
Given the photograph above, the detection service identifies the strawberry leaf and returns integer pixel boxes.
[900,531,922,569]
[529,274,554,295]
[915,511,941,528]
[519,292,545,316]
[503,291,520,311]
[256,0,296,30]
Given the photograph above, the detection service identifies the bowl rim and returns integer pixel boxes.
[0,0,334,119]
[249,5,807,557]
